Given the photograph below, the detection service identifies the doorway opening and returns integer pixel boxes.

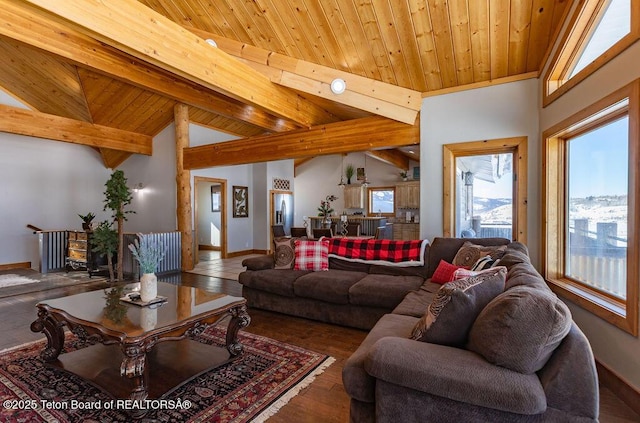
[270,190,294,249]
[194,177,227,260]
[443,137,527,242]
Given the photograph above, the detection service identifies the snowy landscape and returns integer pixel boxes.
[473,195,628,241]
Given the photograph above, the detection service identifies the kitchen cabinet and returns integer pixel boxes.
[393,223,420,240]
[343,185,364,209]
[396,181,420,208]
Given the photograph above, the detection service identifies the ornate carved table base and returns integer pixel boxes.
[30,298,250,405]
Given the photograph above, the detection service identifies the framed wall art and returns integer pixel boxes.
[232,185,249,218]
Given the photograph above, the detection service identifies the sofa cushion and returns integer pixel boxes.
[349,274,424,308]
[329,256,371,272]
[294,239,329,271]
[452,241,507,268]
[410,267,507,347]
[343,313,419,403]
[392,282,439,318]
[467,285,572,374]
[238,269,311,297]
[274,237,296,269]
[294,270,368,304]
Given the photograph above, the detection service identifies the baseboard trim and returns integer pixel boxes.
[198,245,221,251]
[226,249,267,258]
[0,262,31,271]
[596,359,640,416]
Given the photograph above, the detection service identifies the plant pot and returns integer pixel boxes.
[140,272,158,303]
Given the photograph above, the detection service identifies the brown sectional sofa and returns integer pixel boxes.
[343,238,599,422]
[239,237,599,422]
[239,242,433,330]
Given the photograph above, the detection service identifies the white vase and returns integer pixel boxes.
[140,272,157,303]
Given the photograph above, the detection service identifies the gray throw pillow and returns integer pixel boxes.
[410,267,506,347]
[467,285,572,374]
[273,237,295,269]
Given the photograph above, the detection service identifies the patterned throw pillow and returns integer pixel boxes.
[293,239,330,271]
[453,265,508,280]
[410,267,507,347]
[431,259,466,284]
[452,242,507,268]
[274,237,296,269]
[470,255,501,270]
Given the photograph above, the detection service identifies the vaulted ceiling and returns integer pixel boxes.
[0,0,571,169]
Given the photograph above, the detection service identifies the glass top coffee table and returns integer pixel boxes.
[30,282,250,401]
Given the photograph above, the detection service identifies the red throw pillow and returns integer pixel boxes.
[431,259,465,284]
[294,239,330,271]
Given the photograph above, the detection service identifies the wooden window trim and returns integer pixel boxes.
[367,186,396,217]
[442,137,528,243]
[542,79,640,335]
[543,0,639,107]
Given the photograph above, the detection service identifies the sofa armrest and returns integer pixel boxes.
[242,255,274,270]
[364,337,546,415]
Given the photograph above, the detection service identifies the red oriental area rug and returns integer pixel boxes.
[0,326,333,422]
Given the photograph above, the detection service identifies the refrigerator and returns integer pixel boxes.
[272,192,294,236]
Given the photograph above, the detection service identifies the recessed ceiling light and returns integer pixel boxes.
[330,78,346,95]
[205,38,218,48]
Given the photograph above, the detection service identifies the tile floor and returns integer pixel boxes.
[187,251,260,280]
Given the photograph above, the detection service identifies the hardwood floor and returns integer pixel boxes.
[1,271,638,422]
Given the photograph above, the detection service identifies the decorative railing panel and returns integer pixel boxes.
[37,230,68,274]
[123,231,182,277]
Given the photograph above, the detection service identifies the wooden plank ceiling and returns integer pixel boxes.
[0,0,570,168]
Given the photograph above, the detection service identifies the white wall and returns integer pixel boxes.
[540,40,640,390]
[420,79,540,265]
[294,152,417,227]
[119,124,178,233]
[196,182,221,247]
[0,91,113,268]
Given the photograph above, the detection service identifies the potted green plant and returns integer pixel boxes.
[78,212,96,231]
[345,164,355,184]
[103,170,134,281]
[91,220,118,282]
[128,233,167,302]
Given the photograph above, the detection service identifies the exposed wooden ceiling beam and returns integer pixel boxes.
[366,149,411,171]
[187,29,421,125]
[0,104,152,155]
[99,149,133,169]
[183,117,419,169]
[21,0,336,128]
[0,0,298,133]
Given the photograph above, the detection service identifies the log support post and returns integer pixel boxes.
[175,104,194,270]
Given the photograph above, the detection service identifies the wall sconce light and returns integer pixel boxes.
[133,183,144,193]
[205,38,218,48]
[330,78,346,95]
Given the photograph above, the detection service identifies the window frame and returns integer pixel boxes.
[442,137,528,243]
[367,186,396,217]
[542,79,640,335]
[543,0,639,107]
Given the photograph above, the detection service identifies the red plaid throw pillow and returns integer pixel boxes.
[431,259,466,284]
[294,239,329,271]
